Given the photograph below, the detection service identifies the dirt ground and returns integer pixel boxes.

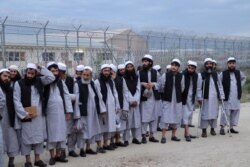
[4,103,250,167]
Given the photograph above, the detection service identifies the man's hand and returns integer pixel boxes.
[148,82,155,89]
[65,113,72,121]
[198,100,202,106]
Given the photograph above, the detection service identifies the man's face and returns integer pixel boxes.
[205,61,213,69]
[119,68,125,75]
[102,67,111,77]
[228,61,236,70]
[9,69,18,79]
[126,64,134,72]
[59,70,66,78]
[171,63,179,72]
[82,70,91,80]
[142,60,151,69]
[50,67,59,77]
[26,69,36,79]
[187,65,196,74]
[0,72,11,84]
[76,71,82,78]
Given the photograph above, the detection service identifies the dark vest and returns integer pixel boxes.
[44,80,66,114]
[77,80,101,116]
[222,69,242,101]
[18,77,44,121]
[65,76,74,94]
[162,72,183,103]
[99,79,114,105]
[201,71,220,99]
[182,70,198,105]
[114,76,123,109]
[139,69,160,101]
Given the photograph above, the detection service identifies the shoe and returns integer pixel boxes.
[132,138,141,144]
[86,149,97,154]
[124,141,129,146]
[34,160,47,167]
[110,143,117,149]
[61,150,66,159]
[96,147,106,153]
[220,129,225,135]
[202,129,207,138]
[181,124,185,128]
[116,142,127,147]
[8,163,15,167]
[149,137,159,143]
[230,128,239,134]
[161,138,166,144]
[55,156,68,163]
[68,150,79,157]
[145,131,149,137]
[80,149,86,157]
[141,137,147,144]
[189,135,197,139]
[49,158,56,166]
[25,162,33,167]
[103,145,114,151]
[188,125,195,128]
[171,136,181,142]
[210,128,216,136]
[157,127,162,131]
[185,136,191,142]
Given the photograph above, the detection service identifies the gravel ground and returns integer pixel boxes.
[5,103,250,167]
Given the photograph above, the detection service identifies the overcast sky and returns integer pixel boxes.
[1,0,250,36]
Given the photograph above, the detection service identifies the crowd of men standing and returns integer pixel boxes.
[0,54,246,167]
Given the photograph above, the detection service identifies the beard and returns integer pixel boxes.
[0,79,11,92]
[52,75,59,84]
[228,67,235,72]
[24,75,36,85]
[205,66,213,73]
[100,73,111,82]
[142,64,151,71]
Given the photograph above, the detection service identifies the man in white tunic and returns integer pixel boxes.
[181,60,198,142]
[14,63,55,167]
[95,64,120,151]
[44,62,73,165]
[0,68,20,167]
[139,54,160,144]
[74,66,107,155]
[8,65,22,87]
[0,69,13,167]
[197,58,224,138]
[220,57,246,135]
[159,59,184,143]
[123,61,142,145]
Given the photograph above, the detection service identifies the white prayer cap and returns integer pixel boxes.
[46,61,57,68]
[227,57,236,62]
[166,65,171,69]
[76,65,85,72]
[84,66,93,72]
[204,58,213,64]
[212,59,217,64]
[110,64,117,72]
[171,58,181,66]
[142,54,153,61]
[187,60,197,67]
[153,65,161,71]
[27,63,37,70]
[101,64,111,70]
[0,68,10,74]
[8,65,19,71]
[58,62,67,71]
[125,61,134,67]
[118,64,125,70]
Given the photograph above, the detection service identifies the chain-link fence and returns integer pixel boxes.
[1,16,250,74]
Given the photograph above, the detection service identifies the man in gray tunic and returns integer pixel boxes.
[220,57,246,135]
[44,62,73,165]
[139,54,160,144]
[159,59,184,143]
[14,63,55,167]
[0,68,20,167]
[0,69,13,167]
[197,58,224,138]
[95,64,120,151]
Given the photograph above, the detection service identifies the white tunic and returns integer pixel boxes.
[123,78,141,129]
[46,81,73,143]
[95,79,120,133]
[14,67,55,145]
[74,80,106,139]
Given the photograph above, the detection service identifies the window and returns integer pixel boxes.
[61,52,69,61]
[97,52,113,61]
[8,52,20,61]
[73,52,84,61]
[42,52,55,61]
[0,51,25,61]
